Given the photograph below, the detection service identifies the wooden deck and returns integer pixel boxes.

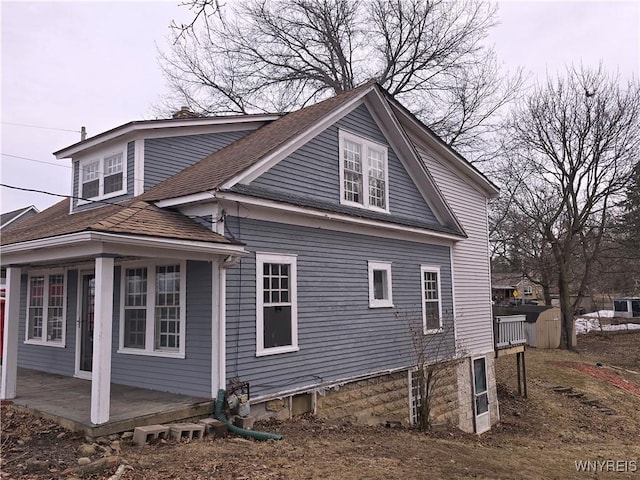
[3,368,215,438]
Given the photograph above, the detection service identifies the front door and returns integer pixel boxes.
[472,356,490,433]
[77,273,95,378]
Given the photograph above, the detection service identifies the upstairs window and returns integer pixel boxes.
[78,147,126,202]
[339,130,389,212]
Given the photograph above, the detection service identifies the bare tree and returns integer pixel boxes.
[157,0,523,161]
[397,309,461,430]
[498,66,640,349]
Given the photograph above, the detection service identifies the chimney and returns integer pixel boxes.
[172,106,199,119]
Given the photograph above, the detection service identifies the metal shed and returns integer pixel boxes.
[494,305,562,349]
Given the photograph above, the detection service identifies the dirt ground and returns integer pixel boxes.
[2,330,639,480]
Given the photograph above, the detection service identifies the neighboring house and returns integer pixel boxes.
[0,81,499,433]
[491,273,543,305]
[0,205,40,231]
[1,206,40,290]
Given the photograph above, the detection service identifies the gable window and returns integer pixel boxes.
[421,265,442,334]
[523,285,533,295]
[256,253,298,356]
[368,261,393,308]
[78,147,126,202]
[119,261,185,358]
[339,130,389,212]
[26,271,66,347]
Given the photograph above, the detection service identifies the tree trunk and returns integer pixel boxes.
[542,284,552,306]
[558,271,576,350]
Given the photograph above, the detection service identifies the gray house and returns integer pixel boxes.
[0,81,499,433]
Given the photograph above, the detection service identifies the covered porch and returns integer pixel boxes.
[3,367,215,437]
[1,200,247,430]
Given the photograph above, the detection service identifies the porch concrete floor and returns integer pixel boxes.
[4,368,215,438]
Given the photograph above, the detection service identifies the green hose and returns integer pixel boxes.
[215,389,282,441]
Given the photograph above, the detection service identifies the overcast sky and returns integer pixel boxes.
[1,1,639,214]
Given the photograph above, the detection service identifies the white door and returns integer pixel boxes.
[472,356,490,433]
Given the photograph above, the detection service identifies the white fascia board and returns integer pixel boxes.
[390,105,499,198]
[54,116,279,159]
[215,192,462,245]
[1,231,247,266]
[219,88,375,190]
[154,191,216,208]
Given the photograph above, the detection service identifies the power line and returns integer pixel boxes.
[1,153,72,169]
[1,122,80,134]
[0,183,220,226]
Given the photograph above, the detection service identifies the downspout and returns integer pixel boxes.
[214,389,282,441]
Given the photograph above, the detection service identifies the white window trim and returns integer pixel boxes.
[338,129,390,213]
[420,265,443,335]
[368,261,394,308]
[24,269,67,348]
[523,285,533,295]
[117,260,186,359]
[255,252,299,357]
[77,144,127,205]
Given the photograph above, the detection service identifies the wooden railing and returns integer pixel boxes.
[494,315,527,350]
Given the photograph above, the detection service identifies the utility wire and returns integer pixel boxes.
[0,183,221,226]
[1,153,72,169]
[1,122,80,134]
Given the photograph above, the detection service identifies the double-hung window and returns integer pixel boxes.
[256,253,298,356]
[368,261,393,308]
[119,262,185,357]
[26,271,66,346]
[421,265,442,334]
[339,130,389,212]
[79,146,126,202]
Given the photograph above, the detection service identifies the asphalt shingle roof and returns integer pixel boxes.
[0,199,234,246]
[142,80,376,202]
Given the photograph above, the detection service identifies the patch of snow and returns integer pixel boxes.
[575,316,640,334]
[581,310,614,318]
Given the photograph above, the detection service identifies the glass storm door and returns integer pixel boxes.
[79,273,96,374]
[473,356,490,433]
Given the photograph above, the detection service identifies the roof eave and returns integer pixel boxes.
[1,231,247,266]
[53,114,282,159]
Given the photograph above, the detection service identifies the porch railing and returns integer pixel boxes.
[494,315,527,350]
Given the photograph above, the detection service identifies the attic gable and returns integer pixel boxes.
[144,82,466,237]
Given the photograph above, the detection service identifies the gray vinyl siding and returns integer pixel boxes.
[417,146,494,354]
[224,217,454,399]
[111,261,213,398]
[72,142,135,213]
[144,131,252,190]
[250,104,438,225]
[17,270,78,375]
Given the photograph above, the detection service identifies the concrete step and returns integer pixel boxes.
[132,425,170,446]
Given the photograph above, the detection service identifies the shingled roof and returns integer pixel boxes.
[142,80,377,202]
[0,198,234,246]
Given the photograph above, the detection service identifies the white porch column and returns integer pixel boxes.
[91,256,114,424]
[1,266,22,399]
